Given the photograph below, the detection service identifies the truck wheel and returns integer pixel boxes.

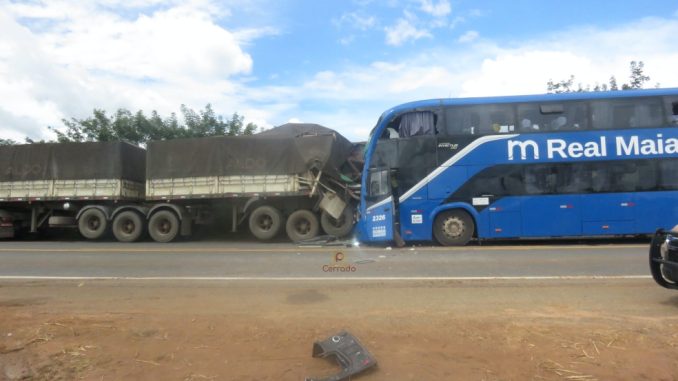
[433,210,474,246]
[320,206,354,238]
[112,211,145,243]
[78,208,108,240]
[248,205,282,241]
[286,210,319,242]
[148,210,179,243]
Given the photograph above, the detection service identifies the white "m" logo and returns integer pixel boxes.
[508,140,539,161]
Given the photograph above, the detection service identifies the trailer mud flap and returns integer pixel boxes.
[305,330,377,381]
[649,229,678,290]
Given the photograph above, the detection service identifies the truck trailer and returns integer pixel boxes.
[0,124,360,243]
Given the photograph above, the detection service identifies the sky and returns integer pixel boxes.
[1,0,677,142]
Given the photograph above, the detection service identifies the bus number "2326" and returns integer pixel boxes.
[372,214,386,222]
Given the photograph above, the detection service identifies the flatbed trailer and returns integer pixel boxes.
[0,124,360,243]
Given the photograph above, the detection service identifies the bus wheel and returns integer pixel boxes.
[78,208,108,240]
[112,211,145,243]
[434,210,474,246]
[249,205,282,241]
[148,210,179,243]
[320,206,354,238]
[286,210,319,242]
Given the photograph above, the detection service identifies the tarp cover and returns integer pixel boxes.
[146,123,353,179]
[0,141,146,182]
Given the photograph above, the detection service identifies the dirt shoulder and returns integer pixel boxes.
[1,279,677,381]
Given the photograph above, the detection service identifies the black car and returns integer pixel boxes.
[649,229,678,290]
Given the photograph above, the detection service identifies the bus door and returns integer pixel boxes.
[364,167,396,242]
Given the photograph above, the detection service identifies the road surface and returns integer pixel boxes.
[0,240,652,279]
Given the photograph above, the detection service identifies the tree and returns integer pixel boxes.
[622,61,651,90]
[546,61,655,94]
[0,138,16,146]
[47,105,259,145]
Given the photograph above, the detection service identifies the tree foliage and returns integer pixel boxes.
[48,104,259,145]
[547,61,656,94]
[0,138,17,146]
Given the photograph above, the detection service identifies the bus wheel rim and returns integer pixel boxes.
[443,217,463,238]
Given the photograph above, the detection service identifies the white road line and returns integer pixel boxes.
[0,275,652,281]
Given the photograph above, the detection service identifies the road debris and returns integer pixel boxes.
[305,330,377,381]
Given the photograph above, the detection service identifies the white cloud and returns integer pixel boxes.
[458,30,479,43]
[419,0,451,17]
[0,1,260,141]
[384,18,432,46]
[334,12,377,31]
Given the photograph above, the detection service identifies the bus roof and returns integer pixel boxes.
[385,87,678,116]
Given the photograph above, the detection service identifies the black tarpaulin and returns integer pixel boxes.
[146,123,353,179]
[0,141,146,182]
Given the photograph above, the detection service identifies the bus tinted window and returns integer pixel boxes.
[659,159,678,190]
[665,96,678,125]
[524,165,557,194]
[558,164,591,194]
[636,160,658,191]
[517,102,588,132]
[444,105,515,135]
[591,97,664,129]
[453,159,669,200]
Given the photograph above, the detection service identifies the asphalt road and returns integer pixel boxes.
[0,239,652,279]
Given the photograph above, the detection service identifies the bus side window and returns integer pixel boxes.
[593,98,663,129]
[445,107,479,135]
[590,163,611,192]
[519,102,587,132]
[666,97,678,125]
[501,168,524,195]
[444,105,514,135]
[636,160,658,191]
[609,162,639,192]
[524,165,556,195]
[659,159,678,190]
[398,111,438,138]
[558,164,591,193]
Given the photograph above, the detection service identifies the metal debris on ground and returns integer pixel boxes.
[305,330,377,381]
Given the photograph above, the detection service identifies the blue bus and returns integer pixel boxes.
[358,88,678,245]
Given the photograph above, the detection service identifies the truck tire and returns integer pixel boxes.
[285,210,320,242]
[320,206,354,238]
[248,205,282,241]
[112,211,145,243]
[433,210,474,246]
[78,208,108,240]
[148,210,179,243]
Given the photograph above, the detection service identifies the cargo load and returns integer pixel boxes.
[145,123,355,199]
[0,141,145,201]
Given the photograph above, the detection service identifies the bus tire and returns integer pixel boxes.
[433,210,474,246]
[112,211,145,243]
[148,210,179,243]
[286,210,319,242]
[320,207,354,238]
[249,205,282,241]
[78,208,108,240]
